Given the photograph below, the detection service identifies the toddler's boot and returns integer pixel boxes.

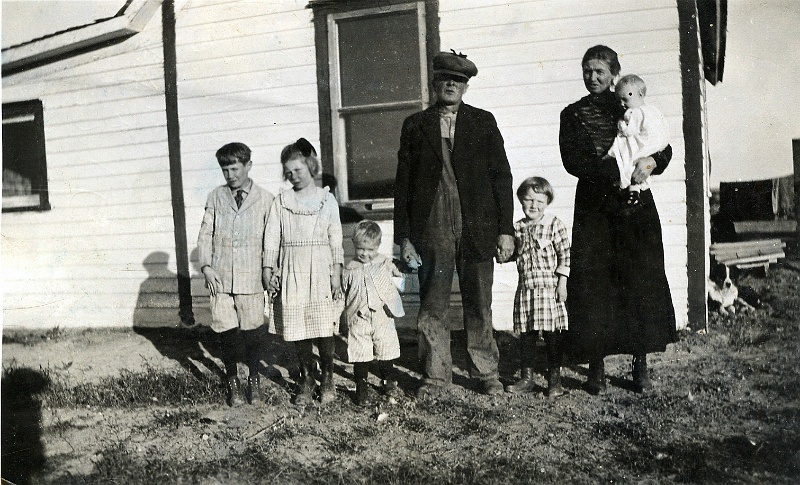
[505,332,537,393]
[353,362,370,406]
[632,354,653,393]
[378,360,401,398]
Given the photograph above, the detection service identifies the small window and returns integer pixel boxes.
[326,1,429,207]
[3,100,50,212]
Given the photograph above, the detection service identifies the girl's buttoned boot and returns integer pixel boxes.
[294,340,316,406]
[505,332,538,393]
[318,337,337,404]
[632,354,653,393]
[544,331,567,398]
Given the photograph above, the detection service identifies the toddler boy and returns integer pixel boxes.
[342,220,405,405]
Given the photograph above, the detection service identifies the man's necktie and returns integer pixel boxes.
[235,190,243,208]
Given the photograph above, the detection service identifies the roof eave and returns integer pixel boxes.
[2,0,162,73]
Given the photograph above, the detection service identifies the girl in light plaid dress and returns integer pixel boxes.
[505,177,571,397]
[264,138,344,406]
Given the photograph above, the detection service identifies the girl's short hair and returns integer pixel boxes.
[582,45,621,76]
[352,220,382,244]
[216,142,251,167]
[280,138,321,177]
[516,176,554,204]
[616,74,647,97]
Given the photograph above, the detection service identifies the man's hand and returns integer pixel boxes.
[202,266,222,297]
[631,156,656,185]
[496,234,514,263]
[400,238,422,270]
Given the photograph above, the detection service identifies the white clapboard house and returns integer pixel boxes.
[2,0,725,330]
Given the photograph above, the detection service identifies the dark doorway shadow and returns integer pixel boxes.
[2,367,49,485]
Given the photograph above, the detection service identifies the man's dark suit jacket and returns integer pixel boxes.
[393,103,514,262]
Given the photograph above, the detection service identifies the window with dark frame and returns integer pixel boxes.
[312,0,437,214]
[2,100,51,212]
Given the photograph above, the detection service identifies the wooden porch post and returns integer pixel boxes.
[162,0,194,325]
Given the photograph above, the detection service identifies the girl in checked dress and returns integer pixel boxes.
[264,138,344,405]
[505,177,571,397]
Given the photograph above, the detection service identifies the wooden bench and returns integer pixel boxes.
[710,239,786,272]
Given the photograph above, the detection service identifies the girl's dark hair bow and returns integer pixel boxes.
[294,138,317,157]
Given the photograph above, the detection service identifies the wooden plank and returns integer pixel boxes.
[712,245,786,260]
[721,252,785,266]
[711,239,784,250]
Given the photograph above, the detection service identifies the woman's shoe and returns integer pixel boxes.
[632,354,653,392]
[585,360,606,395]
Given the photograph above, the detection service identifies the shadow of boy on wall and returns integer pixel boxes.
[132,250,294,391]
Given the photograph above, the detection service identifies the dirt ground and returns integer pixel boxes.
[3,258,800,484]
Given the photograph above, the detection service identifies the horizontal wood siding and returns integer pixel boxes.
[3,0,695,331]
[439,0,689,328]
[2,8,174,329]
[174,1,318,316]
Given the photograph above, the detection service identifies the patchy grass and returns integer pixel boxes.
[3,258,800,484]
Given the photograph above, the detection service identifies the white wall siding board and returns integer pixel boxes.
[4,0,697,330]
[2,7,174,329]
[440,0,689,329]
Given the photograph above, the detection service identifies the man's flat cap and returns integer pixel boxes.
[433,50,478,80]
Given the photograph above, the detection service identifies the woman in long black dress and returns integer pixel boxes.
[559,45,677,394]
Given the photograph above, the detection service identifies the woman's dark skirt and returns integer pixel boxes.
[567,190,677,360]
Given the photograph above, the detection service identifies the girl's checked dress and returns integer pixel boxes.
[513,213,571,333]
[265,186,344,341]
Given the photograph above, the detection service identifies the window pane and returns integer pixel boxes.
[2,107,48,212]
[345,106,418,200]
[337,10,421,107]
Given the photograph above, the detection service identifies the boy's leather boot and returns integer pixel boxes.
[585,358,606,395]
[246,375,261,404]
[632,354,653,393]
[226,376,244,407]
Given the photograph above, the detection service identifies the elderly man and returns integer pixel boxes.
[394,51,515,397]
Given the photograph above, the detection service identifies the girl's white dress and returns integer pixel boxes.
[265,186,344,341]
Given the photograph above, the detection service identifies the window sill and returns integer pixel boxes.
[341,201,394,222]
[2,194,49,212]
